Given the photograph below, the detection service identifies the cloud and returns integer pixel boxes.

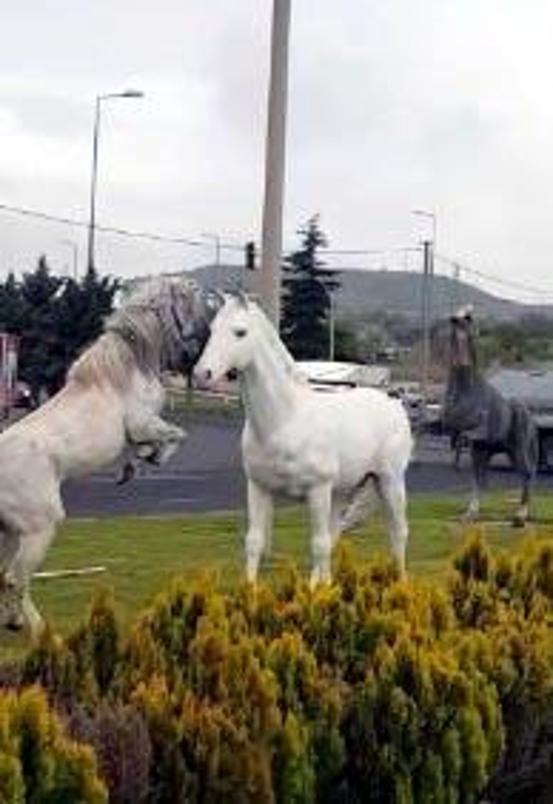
[0,0,552,300]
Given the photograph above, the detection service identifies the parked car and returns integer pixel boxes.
[13,382,32,409]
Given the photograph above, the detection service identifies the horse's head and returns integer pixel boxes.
[136,278,221,375]
[194,292,254,387]
[163,280,223,374]
[450,305,477,369]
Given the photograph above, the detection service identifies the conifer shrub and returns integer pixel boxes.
[0,685,107,803]
[5,534,553,802]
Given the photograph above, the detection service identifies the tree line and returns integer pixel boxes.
[3,217,546,406]
[0,257,118,403]
[0,217,339,408]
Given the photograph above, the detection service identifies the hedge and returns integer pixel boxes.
[2,535,553,802]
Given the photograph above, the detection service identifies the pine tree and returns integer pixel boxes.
[18,255,65,401]
[0,258,119,401]
[281,217,340,359]
[52,266,119,390]
[0,272,25,333]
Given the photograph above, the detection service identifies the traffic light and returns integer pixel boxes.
[245,241,256,271]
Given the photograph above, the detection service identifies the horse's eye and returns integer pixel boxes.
[234,328,247,338]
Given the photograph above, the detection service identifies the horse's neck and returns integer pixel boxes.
[241,329,299,442]
[447,365,480,398]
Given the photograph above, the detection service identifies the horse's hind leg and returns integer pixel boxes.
[510,406,538,527]
[375,472,408,578]
[308,482,333,587]
[513,474,531,528]
[10,523,57,638]
[0,521,22,631]
[0,520,19,573]
[334,474,378,545]
[513,430,537,528]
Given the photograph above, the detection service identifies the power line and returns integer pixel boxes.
[321,245,421,256]
[0,202,244,252]
[3,199,553,302]
[435,253,553,300]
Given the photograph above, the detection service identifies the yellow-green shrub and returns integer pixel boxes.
[0,686,107,803]
[9,534,553,803]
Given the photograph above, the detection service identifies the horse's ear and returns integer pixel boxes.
[236,290,249,308]
[209,288,226,307]
[228,289,249,308]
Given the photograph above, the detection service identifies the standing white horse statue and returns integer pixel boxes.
[195,294,412,585]
[0,277,217,637]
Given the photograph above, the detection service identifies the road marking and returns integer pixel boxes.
[159,497,198,505]
[73,473,207,484]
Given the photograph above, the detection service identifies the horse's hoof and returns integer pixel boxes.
[116,463,136,485]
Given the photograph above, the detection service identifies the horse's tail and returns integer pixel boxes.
[511,401,539,475]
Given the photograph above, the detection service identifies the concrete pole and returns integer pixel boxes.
[252,0,291,328]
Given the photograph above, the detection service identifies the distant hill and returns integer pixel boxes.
[184,264,553,323]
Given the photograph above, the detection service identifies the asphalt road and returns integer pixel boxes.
[61,421,553,518]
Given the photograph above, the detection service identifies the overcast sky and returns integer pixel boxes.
[1,1,553,302]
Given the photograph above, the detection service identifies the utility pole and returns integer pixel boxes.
[411,209,436,399]
[452,262,461,312]
[202,233,221,267]
[420,240,434,399]
[329,290,335,361]
[252,0,291,328]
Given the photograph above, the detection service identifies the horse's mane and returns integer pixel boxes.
[68,276,203,392]
[248,301,308,385]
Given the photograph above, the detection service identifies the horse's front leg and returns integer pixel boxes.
[308,481,333,587]
[465,443,487,521]
[126,412,186,465]
[245,479,274,583]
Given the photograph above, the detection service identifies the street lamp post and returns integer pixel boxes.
[87,89,143,272]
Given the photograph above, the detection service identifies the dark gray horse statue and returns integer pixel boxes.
[443,306,538,525]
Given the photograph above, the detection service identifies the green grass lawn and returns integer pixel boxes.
[3,489,553,657]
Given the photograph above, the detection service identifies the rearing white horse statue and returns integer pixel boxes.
[195,294,412,585]
[0,277,217,637]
